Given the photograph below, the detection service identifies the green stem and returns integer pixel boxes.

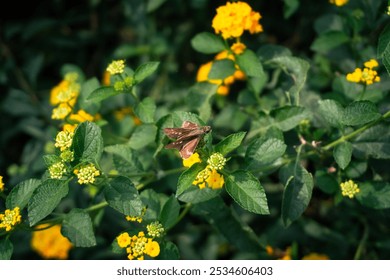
[354,220,369,260]
[358,84,367,101]
[85,201,108,213]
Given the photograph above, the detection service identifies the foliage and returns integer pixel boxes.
[0,0,390,260]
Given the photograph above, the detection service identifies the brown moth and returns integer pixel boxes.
[163,121,211,159]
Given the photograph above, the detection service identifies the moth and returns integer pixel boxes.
[163,121,211,159]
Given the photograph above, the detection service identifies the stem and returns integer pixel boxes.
[354,220,369,260]
[358,84,367,101]
[85,201,108,213]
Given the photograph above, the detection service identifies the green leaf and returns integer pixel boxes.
[315,170,339,194]
[71,121,103,163]
[78,78,101,112]
[235,49,264,78]
[42,155,61,168]
[187,82,218,122]
[268,56,310,103]
[135,97,156,123]
[159,196,180,229]
[104,176,143,216]
[310,31,349,54]
[214,132,246,156]
[62,208,96,247]
[333,142,353,170]
[280,163,314,227]
[86,86,121,103]
[353,124,390,159]
[283,0,299,18]
[191,32,226,54]
[208,59,236,80]
[0,239,13,260]
[342,101,381,126]
[128,124,157,150]
[225,170,269,215]
[134,61,160,84]
[356,181,390,210]
[192,197,262,254]
[245,137,287,170]
[317,99,344,127]
[271,106,311,131]
[6,179,41,210]
[157,241,180,260]
[28,179,69,226]
[176,164,204,196]
[177,185,221,204]
[378,24,390,75]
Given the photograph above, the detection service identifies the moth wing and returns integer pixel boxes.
[163,127,189,139]
[180,137,201,159]
[181,121,199,129]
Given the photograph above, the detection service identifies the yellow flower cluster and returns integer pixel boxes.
[186,153,226,190]
[116,231,160,260]
[0,176,4,192]
[54,131,74,152]
[0,207,22,232]
[346,59,380,86]
[146,221,164,238]
[125,207,147,223]
[106,60,125,75]
[329,0,348,6]
[48,161,67,179]
[50,72,80,120]
[74,163,100,185]
[31,224,73,259]
[196,49,246,95]
[340,180,360,198]
[212,1,263,39]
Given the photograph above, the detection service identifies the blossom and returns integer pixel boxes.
[106,60,125,75]
[340,179,360,198]
[0,207,22,232]
[0,176,4,192]
[125,207,146,223]
[302,253,330,260]
[120,231,161,260]
[346,59,380,86]
[117,232,131,248]
[54,131,74,151]
[144,240,160,258]
[102,70,111,86]
[51,103,72,120]
[231,42,246,55]
[68,110,94,123]
[329,0,349,6]
[60,150,74,162]
[74,163,100,185]
[48,161,67,179]
[212,1,263,39]
[146,221,164,238]
[31,224,73,259]
[207,153,227,170]
[62,124,77,133]
[182,152,202,168]
[193,166,225,190]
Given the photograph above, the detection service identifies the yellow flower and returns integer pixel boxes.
[62,124,77,133]
[340,179,360,198]
[231,42,246,55]
[207,153,226,170]
[31,224,73,259]
[0,207,22,232]
[212,1,263,39]
[106,60,125,75]
[302,253,330,260]
[51,103,72,120]
[144,240,160,258]
[146,221,164,238]
[68,110,95,123]
[329,0,349,6]
[126,207,146,223]
[54,131,74,151]
[0,176,4,192]
[206,169,225,189]
[182,152,202,168]
[48,161,67,179]
[102,70,111,86]
[74,163,100,185]
[117,232,131,248]
[346,59,380,86]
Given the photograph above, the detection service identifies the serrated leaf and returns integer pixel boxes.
[6,178,41,210]
[333,141,353,169]
[159,196,180,229]
[71,121,103,163]
[280,163,314,227]
[245,137,287,170]
[135,97,156,123]
[208,59,236,80]
[176,164,204,196]
[214,132,246,156]
[0,239,13,260]
[191,32,226,54]
[225,170,269,214]
[317,99,344,127]
[86,86,121,103]
[104,176,143,216]
[378,24,390,75]
[28,180,69,226]
[134,61,159,84]
[271,106,311,131]
[342,101,381,126]
[356,181,390,210]
[128,124,157,149]
[235,49,264,78]
[62,208,96,247]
